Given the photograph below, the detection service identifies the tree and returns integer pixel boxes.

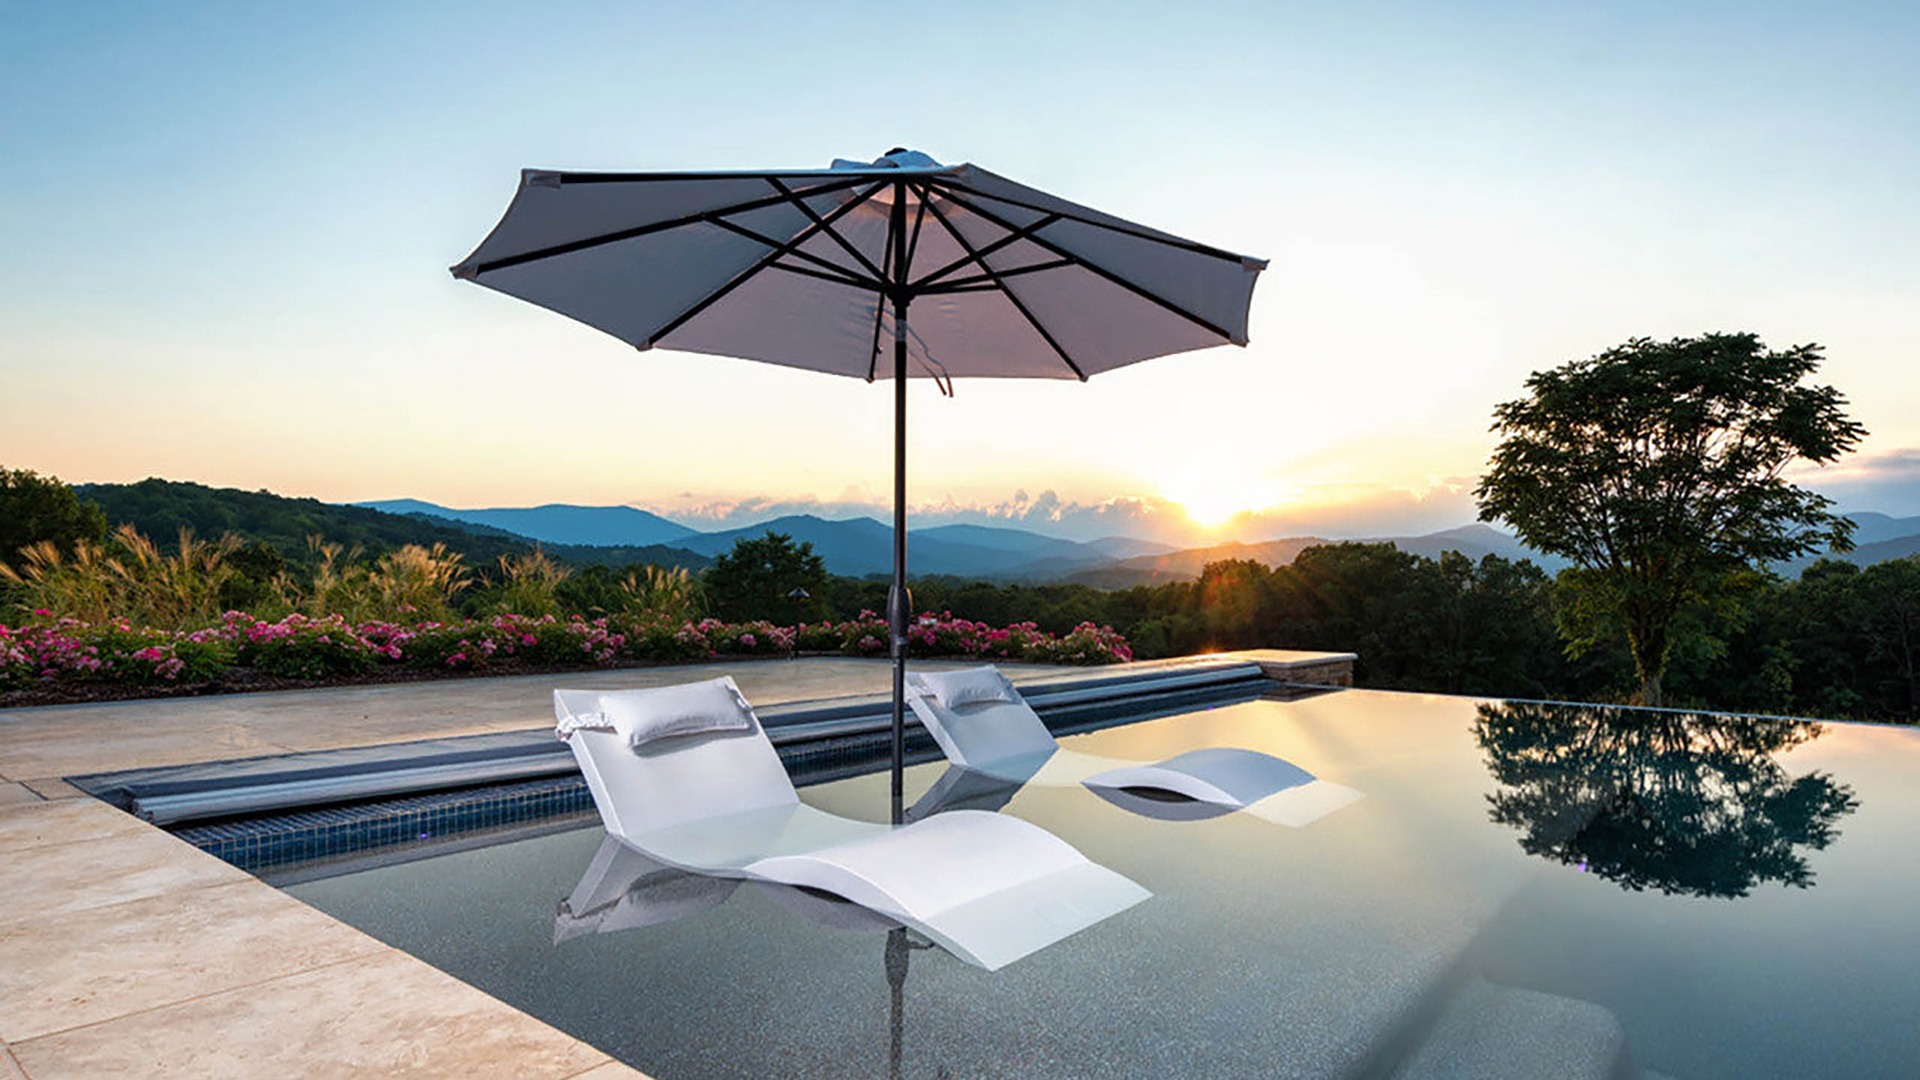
[1476,333,1864,705]
[702,532,830,624]
[0,467,108,566]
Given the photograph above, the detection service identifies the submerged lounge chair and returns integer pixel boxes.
[905,666,1365,827]
[554,677,1148,971]
[554,833,900,945]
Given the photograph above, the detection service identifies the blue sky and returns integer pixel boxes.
[3,0,1917,540]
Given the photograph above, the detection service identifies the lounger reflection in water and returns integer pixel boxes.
[555,834,902,945]
[553,678,1148,971]
[905,666,1364,827]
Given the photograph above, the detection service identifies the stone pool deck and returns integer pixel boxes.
[0,650,1352,1079]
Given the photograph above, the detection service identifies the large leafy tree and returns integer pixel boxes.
[703,532,830,625]
[0,466,108,565]
[1476,333,1864,705]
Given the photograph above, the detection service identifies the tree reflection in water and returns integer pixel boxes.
[1474,701,1859,898]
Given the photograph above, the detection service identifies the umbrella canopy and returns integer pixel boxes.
[452,149,1266,820]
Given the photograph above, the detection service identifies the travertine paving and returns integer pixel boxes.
[0,657,1081,781]
[0,650,1350,1079]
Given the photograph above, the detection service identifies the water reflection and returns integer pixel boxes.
[1474,701,1859,898]
[555,834,898,944]
[556,834,941,1077]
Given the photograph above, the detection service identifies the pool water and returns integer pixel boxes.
[284,688,1920,1079]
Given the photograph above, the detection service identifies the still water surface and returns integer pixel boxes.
[288,689,1920,1078]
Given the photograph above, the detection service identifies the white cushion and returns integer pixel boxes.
[599,678,754,751]
[916,666,1018,710]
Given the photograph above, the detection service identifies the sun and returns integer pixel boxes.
[1162,472,1277,531]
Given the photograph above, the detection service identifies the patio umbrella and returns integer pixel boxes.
[451,149,1265,822]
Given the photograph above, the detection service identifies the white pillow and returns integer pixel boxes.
[598,678,755,751]
[917,666,1018,710]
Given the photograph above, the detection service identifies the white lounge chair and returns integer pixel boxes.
[554,677,1148,971]
[904,666,1365,828]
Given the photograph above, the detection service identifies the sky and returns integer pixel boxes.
[3,1,1917,545]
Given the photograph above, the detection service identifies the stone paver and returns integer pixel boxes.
[9,948,615,1080]
[0,784,38,808]
[18,779,83,801]
[0,797,149,854]
[0,878,388,1043]
[0,816,252,921]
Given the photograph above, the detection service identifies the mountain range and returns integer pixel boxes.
[355,498,1920,585]
[354,499,1560,584]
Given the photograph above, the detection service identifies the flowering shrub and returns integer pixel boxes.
[0,608,1131,696]
[220,613,380,680]
[0,619,234,687]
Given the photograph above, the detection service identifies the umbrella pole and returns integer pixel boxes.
[889,293,909,826]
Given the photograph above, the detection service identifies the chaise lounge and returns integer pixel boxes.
[905,665,1364,827]
[554,676,1149,970]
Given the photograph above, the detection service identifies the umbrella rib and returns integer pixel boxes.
[466,176,870,276]
[766,177,888,283]
[645,184,889,347]
[767,260,875,290]
[929,185,1235,342]
[918,195,1088,381]
[902,182,932,281]
[908,212,1063,290]
[547,168,957,184]
[919,257,1075,294]
[707,216,881,289]
[928,179,1256,265]
[866,209,900,381]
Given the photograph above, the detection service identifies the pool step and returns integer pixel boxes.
[1391,979,1641,1080]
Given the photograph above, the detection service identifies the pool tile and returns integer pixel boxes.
[0,879,387,1043]
[11,949,619,1080]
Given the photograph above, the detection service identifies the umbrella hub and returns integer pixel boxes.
[830,148,944,171]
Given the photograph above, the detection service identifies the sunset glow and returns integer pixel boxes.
[2,3,1917,531]
[1159,469,1295,532]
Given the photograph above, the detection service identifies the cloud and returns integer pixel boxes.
[647,480,1490,545]
[1791,446,1920,517]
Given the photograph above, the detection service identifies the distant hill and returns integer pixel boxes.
[1845,533,1920,565]
[1068,526,1564,588]
[674,514,1113,580]
[79,480,709,572]
[1067,537,1327,588]
[1384,523,1567,569]
[1084,535,1178,560]
[357,499,698,548]
[1843,512,1920,547]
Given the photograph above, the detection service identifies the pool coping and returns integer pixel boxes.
[0,649,1353,1079]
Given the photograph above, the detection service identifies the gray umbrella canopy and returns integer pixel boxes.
[452,149,1265,820]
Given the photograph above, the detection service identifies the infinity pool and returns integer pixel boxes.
[283,688,1920,1078]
